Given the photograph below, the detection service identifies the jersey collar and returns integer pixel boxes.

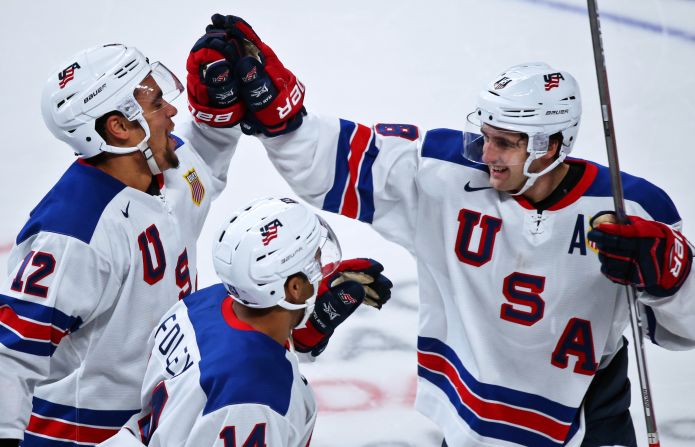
[513,159,598,211]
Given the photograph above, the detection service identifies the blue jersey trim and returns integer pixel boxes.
[323,119,355,215]
[419,367,564,447]
[583,161,680,225]
[185,284,294,416]
[31,397,138,428]
[0,294,81,331]
[16,162,126,245]
[356,135,378,223]
[421,129,488,172]
[22,433,81,447]
[419,336,576,420]
[172,133,184,150]
[0,326,56,356]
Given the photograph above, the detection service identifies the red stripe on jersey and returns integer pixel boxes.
[513,160,598,211]
[418,351,570,442]
[0,305,68,345]
[340,124,372,219]
[26,414,118,444]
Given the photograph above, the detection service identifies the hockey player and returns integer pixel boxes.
[0,42,252,446]
[98,197,392,447]
[189,15,695,447]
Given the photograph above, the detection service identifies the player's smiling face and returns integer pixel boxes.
[480,124,530,193]
[135,75,179,171]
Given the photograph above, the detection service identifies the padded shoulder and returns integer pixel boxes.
[17,161,126,245]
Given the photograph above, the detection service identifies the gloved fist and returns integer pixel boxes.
[588,212,693,297]
[321,258,393,309]
[206,14,306,136]
[293,281,365,357]
[187,16,246,127]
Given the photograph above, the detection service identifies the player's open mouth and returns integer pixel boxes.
[489,166,508,177]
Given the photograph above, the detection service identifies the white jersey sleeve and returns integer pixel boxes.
[262,113,422,253]
[0,124,240,443]
[0,209,125,439]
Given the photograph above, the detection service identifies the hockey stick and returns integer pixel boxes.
[586,1,660,445]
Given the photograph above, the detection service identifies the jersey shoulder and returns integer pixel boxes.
[582,159,680,224]
[184,285,295,417]
[421,128,487,172]
[16,161,127,245]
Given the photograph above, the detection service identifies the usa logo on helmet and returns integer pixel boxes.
[58,62,81,89]
[261,219,283,246]
[543,72,565,91]
[183,168,206,206]
[494,76,512,90]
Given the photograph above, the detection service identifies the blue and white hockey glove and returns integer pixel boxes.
[293,258,393,356]
[320,258,393,309]
[293,281,365,357]
[187,15,245,127]
[588,212,693,297]
[204,14,306,136]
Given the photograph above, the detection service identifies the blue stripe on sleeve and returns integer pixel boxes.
[22,433,81,447]
[0,294,82,332]
[0,327,56,356]
[323,119,355,213]
[31,397,138,428]
[356,135,379,223]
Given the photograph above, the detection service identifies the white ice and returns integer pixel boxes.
[1,1,694,445]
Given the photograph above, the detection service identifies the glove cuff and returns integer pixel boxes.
[188,98,245,127]
[292,319,330,353]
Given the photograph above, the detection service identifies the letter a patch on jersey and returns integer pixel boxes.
[183,169,206,206]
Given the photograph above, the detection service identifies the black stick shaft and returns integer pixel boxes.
[586,1,660,445]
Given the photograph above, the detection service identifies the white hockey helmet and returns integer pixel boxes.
[213,197,342,310]
[41,44,183,175]
[463,62,582,194]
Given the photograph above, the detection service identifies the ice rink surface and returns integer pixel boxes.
[1,0,694,445]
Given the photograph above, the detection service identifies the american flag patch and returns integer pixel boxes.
[183,168,205,206]
[543,72,565,91]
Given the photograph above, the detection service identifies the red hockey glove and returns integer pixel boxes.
[207,14,306,136]
[588,212,693,297]
[293,281,365,357]
[320,258,393,309]
[187,17,246,127]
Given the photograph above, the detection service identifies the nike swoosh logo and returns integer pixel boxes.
[122,201,130,218]
[464,181,492,192]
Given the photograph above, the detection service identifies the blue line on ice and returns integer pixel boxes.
[515,0,695,44]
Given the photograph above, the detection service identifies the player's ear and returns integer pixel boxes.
[99,112,138,145]
[284,274,308,305]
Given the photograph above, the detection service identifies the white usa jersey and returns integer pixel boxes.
[101,283,316,447]
[260,113,695,446]
[0,122,241,445]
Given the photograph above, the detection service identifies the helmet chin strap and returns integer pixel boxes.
[135,116,162,176]
[280,280,319,329]
[510,151,567,197]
